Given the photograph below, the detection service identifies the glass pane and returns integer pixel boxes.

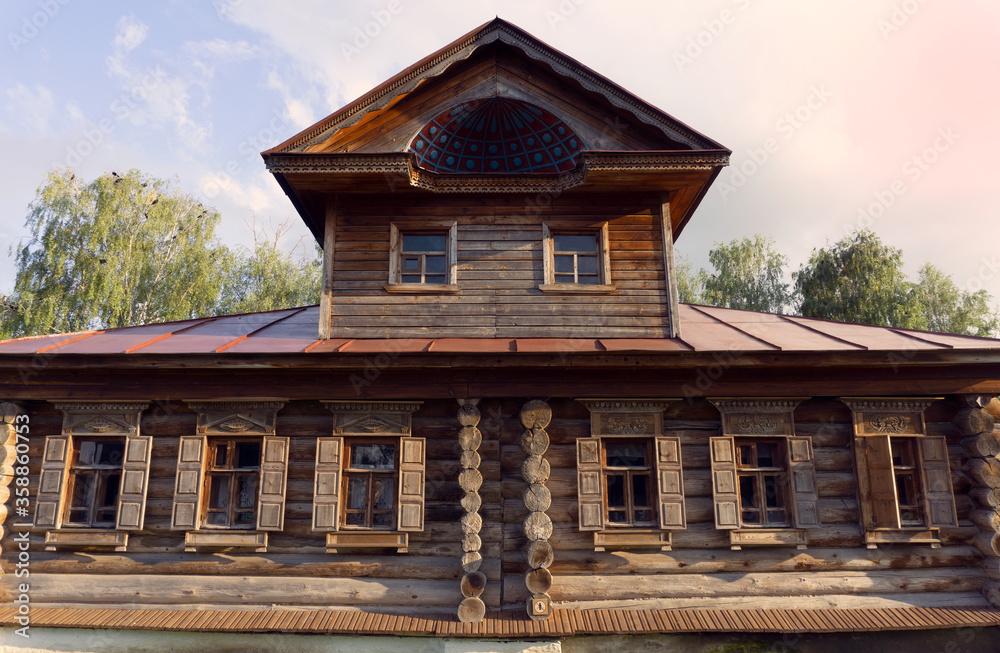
[206,512,228,527]
[738,444,753,467]
[763,475,781,508]
[89,441,124,466]
[401,274,421,284]
[346,513,364,526]
[373,476,394,510]
[553,234,597,253]
[606,474,625,507]
[208,476,230,509]
[424,275,446,285]
[608,510,627,522]
[403,257,420,271]
[68,509,88,523]
[78,441,97,465]
[236,441,261,469]
[896,473,914,505]
[757,443,775,467]
[632,474,650,506]
[425,256,446,274]
[554,274,575,283]
[373,513,392,527]
[554,255,574,274]
[71,473,97,509]
[741,510,760,524]
[101,473,121,507]
[347,476,368,510]
[767,510,786,525]
[577,255,598,274]
[605,442,646,467]
[97,507,116,523]
[739,475,756,508]
[237,475,257,509]
[235,511,255,525]
[402,234,446,252]
[214,444,228,468]
[634,510,652,523]
[577,275,599,285]
[351,444,396,470]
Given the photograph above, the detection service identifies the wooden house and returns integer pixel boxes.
[4,18,1000,651]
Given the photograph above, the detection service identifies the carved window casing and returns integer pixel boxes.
[540,222,613,294]
[576,400,684,551]
[386,222,458,294]
[710,399,818,550]
[842,397,958,548]
[171,401,287,552]
[317,402,425,553]
[35,402,150,552]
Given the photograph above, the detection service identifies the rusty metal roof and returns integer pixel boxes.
[2,303,1000,356]
[2,606,999,636]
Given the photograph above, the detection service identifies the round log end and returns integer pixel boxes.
[457,403,481,427]
[458,469,484,493]
[523,483,553,513]
[461,551,483,572]
[520,400,552,429]
[521,455,551,484]
[461,512,483,535]
[525,540,554,569]
[460,450,482,470]
[458,426,483,452]
[461,571,488,598]
[525,567,553,594]
[520,427,551,456]
[458,596,486,623]
[462,533,482,553]
[460,491,482,514]
[523,512,553,542]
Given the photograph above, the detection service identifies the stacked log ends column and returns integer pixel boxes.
[0,403,21,560]
[959,395,1000,607]
[520,399,554,621]
[457,400,487,623]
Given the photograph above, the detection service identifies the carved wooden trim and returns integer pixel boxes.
[52,402,148,436]
[186,401,286,435]
[326,531,408,553]
[578,399,675,438]
[322,401,422,436]
[594,530,671,552]
[711,398,805,437]
[521,399,553,622]
[456,399,486,623]
[44,530,128,552]
[184,531,268,552]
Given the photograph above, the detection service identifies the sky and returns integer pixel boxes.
[2,0,999,306]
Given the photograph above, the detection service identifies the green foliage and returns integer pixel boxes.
[0,169,321,339]
[674,255,703,304]
[700,235,791,313]
[793,230,925,329]
[915,263,997,336]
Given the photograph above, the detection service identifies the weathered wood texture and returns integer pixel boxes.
[328,193,671,338]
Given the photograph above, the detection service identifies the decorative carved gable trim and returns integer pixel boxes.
[186,401,286,435]
[51,402,149,436]
[710,398,806,437]
[840,397,941,437]
[323,401,422,436]
[578,399,676,437]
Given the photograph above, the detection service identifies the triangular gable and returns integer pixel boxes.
[264,18,726,156]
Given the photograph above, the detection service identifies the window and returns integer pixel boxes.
[35,402,150,552]
[317,402,425,553]
[843,397,958,548]
[171,401,287,551]
[709,399,818,549]
[577,400,684,551]
[541,222,612,293]
[65,438,124,527]
[203,438,261,529]
[387,222,458,292]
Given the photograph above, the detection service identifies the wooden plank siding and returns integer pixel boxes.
[328,193,672,338]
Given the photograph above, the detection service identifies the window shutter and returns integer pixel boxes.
[855,435,901,529]
[313,437,344,531]
[257,435,289,531]
[171,435,205,530]
[35,435,70,529]
[710,436,740,529]
[576,437,604,531]
[116,434,152,531]
[397,437,426,532]
[655,436,686,529]
[917,435,958,528]
[787,436,820,528]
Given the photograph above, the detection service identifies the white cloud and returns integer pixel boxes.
[4,84,56,134]
[182,39,260,62]
[113,15,149,53]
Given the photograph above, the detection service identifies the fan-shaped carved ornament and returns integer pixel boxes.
[219,418,255,433]
[869,414,909,434]
[84,418,116,433]
[736,413,778,435]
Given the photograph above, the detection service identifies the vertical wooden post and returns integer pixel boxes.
[318,195,338,340]
[456,399,487,623]
[520,399,554,621]
[659,193,681,339]
[0,402,22,546]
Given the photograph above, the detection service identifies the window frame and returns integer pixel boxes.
[63,437,126,528]
[540,221,613,294]
[601,438,657,528]
[201,437,263,530]
[386,221,458,293]
[734,437,791,528]
[341,437,400,530]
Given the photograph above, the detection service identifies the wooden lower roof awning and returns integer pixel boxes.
[3,606,1000,637]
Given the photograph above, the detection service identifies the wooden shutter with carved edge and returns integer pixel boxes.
[313,437,344,531]
[710,436,740,529]
[117,434,153,530]
[655,436,686,529]
[787,436,820,528]
[35,436,71,529]
[855,434,901,529]
[257,435,289,531]
[577,437,604,531]
[397,437,426,532]
[918,435,958,528]
[171,435,206,530]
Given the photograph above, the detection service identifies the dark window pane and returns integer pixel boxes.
[900,508,921,523]
[101,473,121,506]
[96,507,117,523]
[235,511,255,525]
[403,234,446,252]
[78,441,97,465]
[237,442,261,469]
[605,442,646,467]
[632,474,650,506]
[68,509,87,523]
[608,510,627,522]
[346,513,364,526]
[424,275,446,285]
[739,475,756,508]
[634,510,652,523]
[763,475,781,508]
[401,274,421,284]
[554,274,575,283]
[554,255,574,274]
[577,275,599,285]
[741,510,759,524]
[738,445,753,467]
[606,474,625,507]
[208,476,230,509]
[94,442,124,466]
[767,510,786,525]
[237,475,257,509]
[373,477,394,510]
[403,257,420,271]
[351,444,396,470]
[347,476,367,510]
[577,255,598,274]
[206,512,228,527]
[214,444,228,468]
[757,443,775,467]
[425,256,446,274]
[553,234,597,252]
[373,513,392,527]
[71,473,97,509]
